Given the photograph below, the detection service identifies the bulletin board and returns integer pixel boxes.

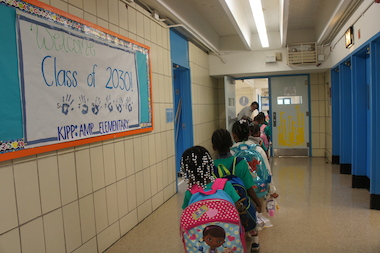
[0,0,153,161]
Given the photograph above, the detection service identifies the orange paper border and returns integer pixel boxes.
[0,0,154,162]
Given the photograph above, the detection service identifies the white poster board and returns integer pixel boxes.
[18,14,140,148]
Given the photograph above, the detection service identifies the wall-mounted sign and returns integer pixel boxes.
[239,96,249,106]
[0,0,153,161]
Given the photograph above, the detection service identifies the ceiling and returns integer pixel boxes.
[132,0,363,54]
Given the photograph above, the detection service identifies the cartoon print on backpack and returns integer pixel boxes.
[202,225,225,252]
[180,146,246,253]
[190,225,238,253]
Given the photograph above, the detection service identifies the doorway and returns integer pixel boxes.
[270,75,310,156]
[173,64,193,176]
[233,75,310,157]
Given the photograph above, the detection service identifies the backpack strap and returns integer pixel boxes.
[230,156,244,175]
[189,178,227,195]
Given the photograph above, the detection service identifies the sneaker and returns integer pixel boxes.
[251,243,260,252]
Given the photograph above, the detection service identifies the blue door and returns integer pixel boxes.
[173,65,193,176]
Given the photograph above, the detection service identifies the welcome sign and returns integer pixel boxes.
[19,14,140,147]
[0,0,152,160]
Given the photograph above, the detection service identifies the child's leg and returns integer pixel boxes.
[246,229,260,252]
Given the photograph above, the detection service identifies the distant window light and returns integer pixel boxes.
[277,96,302,105]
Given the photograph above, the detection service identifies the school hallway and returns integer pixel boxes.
[105,157,380,253]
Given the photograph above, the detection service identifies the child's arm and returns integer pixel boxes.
[247,187,262,213]
[182,191,192,209]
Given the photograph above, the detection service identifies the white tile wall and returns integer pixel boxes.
[126,175,137,211]
[114,140,126,180]
[310,73,327,156]
[79,194,96,242]
[84,12,96,24]
[69,0,83,9]
[135,171,144,206]
[189,43,221,146]
[0,166,18,234]
[136,12,144,37]
[68,5,84,18]
[50,0,68,11]
[152,190,164,211]
[90,145,106,191]
[94,189,108,234]
[96,0,108,20]
[119,209,138,236]
[150,164,158,195]
[43,209,65,253]
[63,201,82,252]
[97,222,120,252]
[97,18,109,29]
[137,199,152,222]
[142,135,150,169]
[14,161,41,224]
[72,238,97,253]
[76,149,93,198]
[124,139,135,176]
[106,184,119,224]
[0,228,21,253]
[58,153,78,205]
[38,156,61,214]
[127,5,137,34]
[116,179,128,218]
[133,138,143,172]
[143,167,152,201]
[0,1,180,252]
[83,0,96,16]
[20,218,45,253]
[108,0,119,26]
[156,161,164,192]
[143,16,151,41]
[118,1,128,30]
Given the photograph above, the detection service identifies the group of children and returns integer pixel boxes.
[180,118,278,253]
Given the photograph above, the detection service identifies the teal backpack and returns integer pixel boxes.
[230,143,271,198]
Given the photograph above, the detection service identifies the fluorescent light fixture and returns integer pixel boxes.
[249,0,269,48]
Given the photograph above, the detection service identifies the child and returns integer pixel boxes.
[212,128,262,213]
[253,114,270,153]
[180,146,240,210]
[212,128,262,251]
[258,112,271,144]
[231,120,278,202]
[248,123,268,155]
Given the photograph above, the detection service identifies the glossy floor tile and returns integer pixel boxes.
[105,157,380,253]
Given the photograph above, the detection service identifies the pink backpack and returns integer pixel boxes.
[180,178,246,253]
[260,124,269,149]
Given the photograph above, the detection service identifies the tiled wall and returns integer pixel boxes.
[324,71,333,162]
[310,73,327,157]
[0,1,176,252]
[189,43,221,155]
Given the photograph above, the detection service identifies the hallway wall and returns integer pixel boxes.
[325,70,333,162]
[190,43,222,154]
[310,73,328,157]
[0,1,177,252]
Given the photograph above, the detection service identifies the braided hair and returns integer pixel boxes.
[249,123,261,136]
[212,129,233,153]
[180,146,215,190]
[232,119,250,142]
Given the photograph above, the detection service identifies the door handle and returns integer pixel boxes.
[273,112,276,127]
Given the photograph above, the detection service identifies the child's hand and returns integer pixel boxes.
[255,202,262,213]
[270,193,279,198]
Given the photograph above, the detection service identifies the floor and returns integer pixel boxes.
[105,157,380,253]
